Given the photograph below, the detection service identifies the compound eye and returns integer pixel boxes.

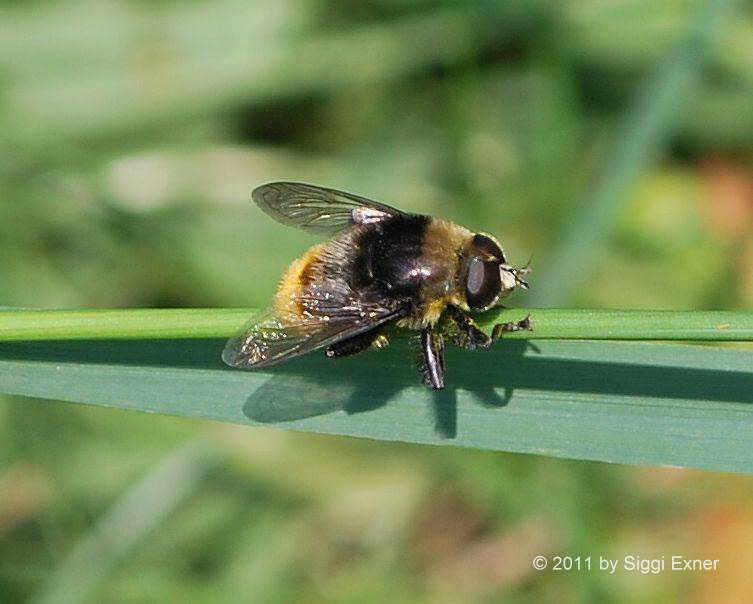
[473,234,505,263]
[465,257,501,310]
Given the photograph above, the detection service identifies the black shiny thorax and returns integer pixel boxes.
[350,214,431,299]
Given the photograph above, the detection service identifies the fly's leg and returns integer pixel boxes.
[326,328,383,358]
[371,334,390,349]
[445,306,533,347]
[491,314,534,341]
[420,328,445,390]
[445,306,492,350]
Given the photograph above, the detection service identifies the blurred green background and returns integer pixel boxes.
[3,0,753,601]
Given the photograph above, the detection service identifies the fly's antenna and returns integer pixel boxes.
[514,254,532,288]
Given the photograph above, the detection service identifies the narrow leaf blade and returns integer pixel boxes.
[1,338,752,473]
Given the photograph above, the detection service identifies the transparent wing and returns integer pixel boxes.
[252,182,405,234]
[222,303,405,369]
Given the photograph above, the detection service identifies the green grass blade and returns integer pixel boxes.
[0,308,251,341]
[1,308,752,341]
[1,336,753,473]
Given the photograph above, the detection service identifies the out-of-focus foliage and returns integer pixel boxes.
[2,0,753,602]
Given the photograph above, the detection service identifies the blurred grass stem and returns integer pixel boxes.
[531,0,734,306]
[31,439,218,604]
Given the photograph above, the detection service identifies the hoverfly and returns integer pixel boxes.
[223,183,531,389]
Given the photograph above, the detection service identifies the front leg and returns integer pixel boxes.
[491,314,533,341]
[420,328,445,390]
[444,306,534,348]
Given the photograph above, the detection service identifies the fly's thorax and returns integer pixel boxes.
[404,218,474,328]
[350,214,430,297]
[417,217,473,300]
[344,215,472,329]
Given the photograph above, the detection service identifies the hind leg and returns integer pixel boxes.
[325,328,386,358]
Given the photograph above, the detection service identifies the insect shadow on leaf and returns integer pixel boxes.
[242,338,538,439]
